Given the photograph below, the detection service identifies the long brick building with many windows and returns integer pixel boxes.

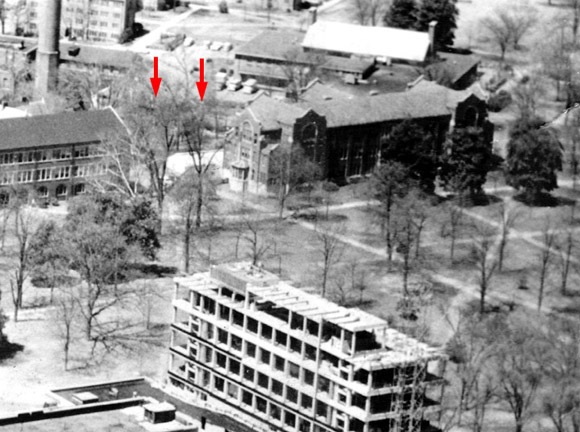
[0,107,126,204]
[27,0,138,43]
[168,263,447,432]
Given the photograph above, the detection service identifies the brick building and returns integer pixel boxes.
[27,0,138,43]
[0,107,126,204]
[168,262,447,432]
[226,81,492,192]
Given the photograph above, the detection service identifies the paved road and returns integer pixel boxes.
[130,7,199,51]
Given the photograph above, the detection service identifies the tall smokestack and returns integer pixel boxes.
[35,0,62,98]
[428,20,437,57]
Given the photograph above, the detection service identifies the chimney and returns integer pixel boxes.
[428,20,437,57]
[35,0,62,98]
[310,7,317,25]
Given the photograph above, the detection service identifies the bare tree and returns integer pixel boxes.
[118,79,191,232]
[496,201,519,271]
[445,309,500,430]
[170,168,217,273]
[512,74,546,119]
[557,227,575,296]
[9,204,35,322]
[441,202,464,263]
[268,144,320,219]
[394,192,429,296]
[55,285,78,370]
[351,0,386,25]
[470,224,498,314]
[281,49,326,101]
[481,9,513,61]
[315,220,344,298]
[542,317,580,432]
[563,0,580,39]
[94,132,142,199]
[538,221,556,312]
[239,214,274,266]
[507,6,538,49]
[538,15,575,101]
[494,314,546,432]
[180,94,222,230]
[370,161,410,267]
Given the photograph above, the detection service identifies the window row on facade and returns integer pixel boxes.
[173,314,416,420]
[170,354,355,432]
[0,163,106,185]
[187,291,407,389]
[0,146,95,165]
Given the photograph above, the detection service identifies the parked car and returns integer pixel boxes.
[210,41,223,51]
[242,78,257,94]
[227,77,242,91]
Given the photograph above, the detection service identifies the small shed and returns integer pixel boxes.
[144,402,177,424]
[72,392,99,405]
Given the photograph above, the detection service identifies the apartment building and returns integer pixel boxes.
[168,263,447,432]
[0,107,126,203]
[27,0,138,43]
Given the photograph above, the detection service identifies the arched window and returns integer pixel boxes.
[55,184,67,199]
[37,186,48,198]
[241,122,254,143]
[302,123,318,161]
[0,191,9,207]
[463,106,479,127]
[73,183,85,195]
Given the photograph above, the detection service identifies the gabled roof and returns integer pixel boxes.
[302,21,431,63]
[235,29,307,63]
[432,52,480,85]
[60,42,142,70]
[246,94,309,131]
[0,107,127,151]
[407,78,488,109]
[298,81,450,128]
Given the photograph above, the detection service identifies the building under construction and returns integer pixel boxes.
[168,262,447,432]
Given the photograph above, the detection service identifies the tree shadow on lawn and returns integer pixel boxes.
[123,263,179,281]
[513,192,576,207]
[0,340,24,362]
[441,193,503,207]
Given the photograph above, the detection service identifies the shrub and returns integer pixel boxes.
[219,0,228,13]
[488,90,512,112]
[321,181,340,192]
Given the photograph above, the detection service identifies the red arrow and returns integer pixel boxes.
[196,58,208,101]
[150,56,162,97]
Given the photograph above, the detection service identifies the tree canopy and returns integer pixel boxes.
[384,0,418,29]
[505,117,563,203]
[416,0,459,48]
[381,120,438,193]
[440,126,500,201]
[67,193,160,260]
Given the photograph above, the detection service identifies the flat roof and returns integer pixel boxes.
[302,21,431,63]
[144,402,176,413]
[176,263,444,367]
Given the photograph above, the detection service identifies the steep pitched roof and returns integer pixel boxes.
[302,21,430,63]
[298,82,450,128]
[435,52,480,84]
[246,94,308,131]
[0,107,127,151]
